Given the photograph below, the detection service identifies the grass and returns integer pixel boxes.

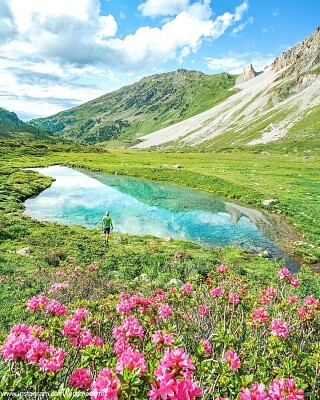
[0,140,319,331]
[2,142,319,261]
[0,159,284,330]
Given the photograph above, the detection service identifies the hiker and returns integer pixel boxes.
[101,211,113,244]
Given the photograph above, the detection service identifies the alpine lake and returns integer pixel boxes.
[24,165,301,270]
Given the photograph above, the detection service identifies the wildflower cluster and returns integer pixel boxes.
[0,260,319,399]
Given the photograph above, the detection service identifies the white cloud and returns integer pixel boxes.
[272,9,280,17]
[234,1,249,21]
[96,15,118,40]
[1,0,249,69]
[262,25,273,33]
[138,0,190,17]
[0,0,250,117]
[232,16,253,36]
[206,53,275,74]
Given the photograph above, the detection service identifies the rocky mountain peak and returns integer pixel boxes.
[236,63,258,85]
[271,27,320,76]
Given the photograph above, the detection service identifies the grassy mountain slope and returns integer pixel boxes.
[0,107,52,141]
[134,28,320,151]
[29,70,236,145]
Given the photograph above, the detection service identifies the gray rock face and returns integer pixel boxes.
[236,63,258,85]
[271,27,320,76]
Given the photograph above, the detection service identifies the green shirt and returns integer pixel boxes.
[102,216,112,228]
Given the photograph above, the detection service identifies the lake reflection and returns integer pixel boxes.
[24,166,299,265]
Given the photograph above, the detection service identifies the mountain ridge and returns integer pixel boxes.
[29,70,237,146]
[0,107,52,140]
[134,27,320,150]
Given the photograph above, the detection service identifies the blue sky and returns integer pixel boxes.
[0,0,319,120]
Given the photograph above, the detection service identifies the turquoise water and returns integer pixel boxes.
[24,166,298,265]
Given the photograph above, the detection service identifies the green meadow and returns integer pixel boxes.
[1,141,320,331]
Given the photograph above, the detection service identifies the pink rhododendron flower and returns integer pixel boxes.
[149,347,201,400]
[50,281,69,293]
[152,330,174,346]
[157,347,195,380]
[216,264,228,273]
[26,294,48,312]
[62,318,81,337]
[158,304,172,319]
[121,316,145,338]
[112,316,144,355]
[115,348,147,374]
[88,262,98,270]
[182,283,193,294]
[211,287,223,297]
[73,308,89,322]
[2,333,36,361]
[290,277,300,288]
[38,346,66,372]
[26,340,48,364]
[269,318,289,338]
[260,296,270,306]
[200,339,212,354]
[10,324,33,335]
[297,306,314,321]
[70,328,92,348]
[29,325,44,336]
[116,293,152,314]
[287,294,299,303]
[268,378,304,399]
[91,368,120,400]
[284,378,304,399]
[228,292,240,305]
[305,295,320,307]
[45,300,68,316]
[278,268,292,280]
[91,336,104,347]
[239,382,269,399]
[1,324,45,362]
[266,287,277,298]
[70,368,92,390]
[252,308,269,324]
[148,375,176,400]
[175,380,202,399]
[151,288,167,303]
[198,305,209,317]
[221,350,241,371]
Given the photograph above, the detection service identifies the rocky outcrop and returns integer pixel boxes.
[271,27,320,76]
[236,63,259,85]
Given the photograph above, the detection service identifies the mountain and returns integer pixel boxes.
[0,107,52,140]
[236,63,260,85]
[29,28,320,151]
[28,70,236,146]
[134,27,320,150]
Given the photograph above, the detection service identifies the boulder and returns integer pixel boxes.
[167,278,183,287]
[262,199,278,206]
[16,247,31,255]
